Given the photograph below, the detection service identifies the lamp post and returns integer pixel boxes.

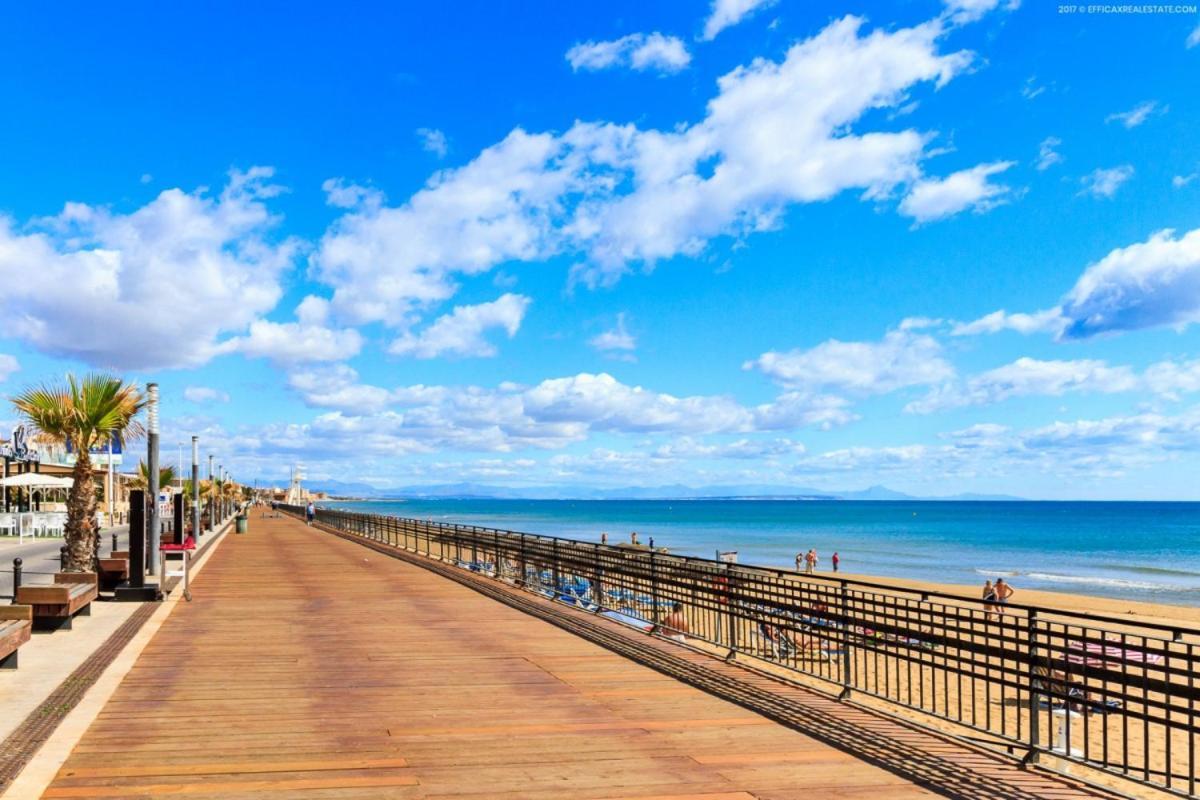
[207,454,213,532]
[191,437,200,541]
[146,383,160,578]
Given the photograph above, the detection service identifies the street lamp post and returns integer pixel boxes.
[191,437,200,542]
[207,454,213,532]
[146,383,160,578]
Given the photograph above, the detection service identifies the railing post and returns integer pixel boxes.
[1027,609,1041,760]
[839,580,852,699]
[725,563,737,653]
[519,534,527,589]
[60,546,67,571]
[552,539,560,594]
[594,543,604,610]
[494,529,501,577]
[12,558,22,592]
[649,549,659,623]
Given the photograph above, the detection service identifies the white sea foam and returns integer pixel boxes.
[973,568,1021,577]
[1024,572,1183,592]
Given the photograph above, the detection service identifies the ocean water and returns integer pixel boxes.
[325,499,1200,606]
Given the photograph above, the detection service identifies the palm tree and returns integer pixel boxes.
[11,374,145,571]
[129,460,176,492]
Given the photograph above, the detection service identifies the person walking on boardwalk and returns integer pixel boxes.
[994,578,1014,614]
[305,501,315,525]
[831,552,840,572]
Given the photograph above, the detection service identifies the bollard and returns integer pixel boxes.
[112,531,118,553]
[60,545,68,571]
[12,558,22,592]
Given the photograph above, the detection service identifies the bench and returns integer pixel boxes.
[0,605,33,669]
[15,572,99,631]
[99,551,131,591]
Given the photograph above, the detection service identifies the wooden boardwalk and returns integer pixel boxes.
[39,513,1116,799]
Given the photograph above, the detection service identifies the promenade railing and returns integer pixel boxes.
[282,503,1200,798]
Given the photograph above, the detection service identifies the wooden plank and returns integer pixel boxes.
[0,619,31,657]
[37,513,1113,800]
[15,586,69,605]
[0,604,33,622]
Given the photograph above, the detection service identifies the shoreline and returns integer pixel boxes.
[812,567,1200,628]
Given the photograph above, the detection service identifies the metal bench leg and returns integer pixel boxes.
[0,650,17,670]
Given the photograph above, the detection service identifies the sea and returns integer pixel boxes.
[324,499,1200,606]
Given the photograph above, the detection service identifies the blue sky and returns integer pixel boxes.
[2,0,1200,498]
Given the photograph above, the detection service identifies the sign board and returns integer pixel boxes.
[1,426,39,463]
[65,435,123,455]
[717,550,738,564]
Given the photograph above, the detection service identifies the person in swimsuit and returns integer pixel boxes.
[657,602,690,641]
[832,552,839,572]
[994,578,1014,614]
[982,580,997,617]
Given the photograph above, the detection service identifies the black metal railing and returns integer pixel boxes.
[281,504,1200,798]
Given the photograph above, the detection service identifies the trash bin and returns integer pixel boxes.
[235,514,249,534]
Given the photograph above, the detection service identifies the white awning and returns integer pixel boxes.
[0,473,74,489]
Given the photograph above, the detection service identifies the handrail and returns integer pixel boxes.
[279,503,1200,799]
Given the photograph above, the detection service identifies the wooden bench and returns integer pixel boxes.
[99,551,131,591]
[15,572,99,631]
[0,605,33,669]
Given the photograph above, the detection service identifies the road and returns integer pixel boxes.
[0,525,129,599]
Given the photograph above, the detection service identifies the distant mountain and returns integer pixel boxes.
[309,479,1025,502]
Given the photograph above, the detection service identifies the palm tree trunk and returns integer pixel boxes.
[65,449,97,573]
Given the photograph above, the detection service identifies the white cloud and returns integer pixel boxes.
[589,312,636,358]
[287,364,397,415]
[906,357,1139,413]
[943,0,1019,23]
[416,128,449,158]
[951,308,1066,336]
[1059,227,1200,338]
[389,293,531,358]
[0,354,18,383]
[1021,76,1045,100]
[317,14,976,311]
[1036,136,1062,171]
[746,330,954,395]
[139,173,153,184]
[221,317,363,365]
[320,178,384,210]
[1078,165,1134,199]
[567,33,691,74]
[899,161,1015,223]
[1189,23,1200,48]
[1174,173,1197,188]
[702,0,776,40]
[1105,100,1165,129]
[183,386,230,404]
[0,167,298,370]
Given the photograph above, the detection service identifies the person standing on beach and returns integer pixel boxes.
[600,532,607,545]
[994,578,1014,613]
[832,552,839,572]
[804,550,815,574]
[795,552,804,572]
[630,531,639,546]
[982,580,997,617]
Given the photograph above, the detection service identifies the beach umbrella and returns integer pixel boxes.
[0,473,74,489]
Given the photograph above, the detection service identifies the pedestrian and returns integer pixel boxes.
[600,532,608,545]
[994,578,1014,614]
[657,602,691,642]
[630,531,639,546]
[804,549,815,575]
[831,552,839,572]
[982,579,997,617]
[795,551,804,572]
[305,501,315,526]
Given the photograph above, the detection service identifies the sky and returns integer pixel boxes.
[1,0,1200,499]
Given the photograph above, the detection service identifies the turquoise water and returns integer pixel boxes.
[325,499,1200,606]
